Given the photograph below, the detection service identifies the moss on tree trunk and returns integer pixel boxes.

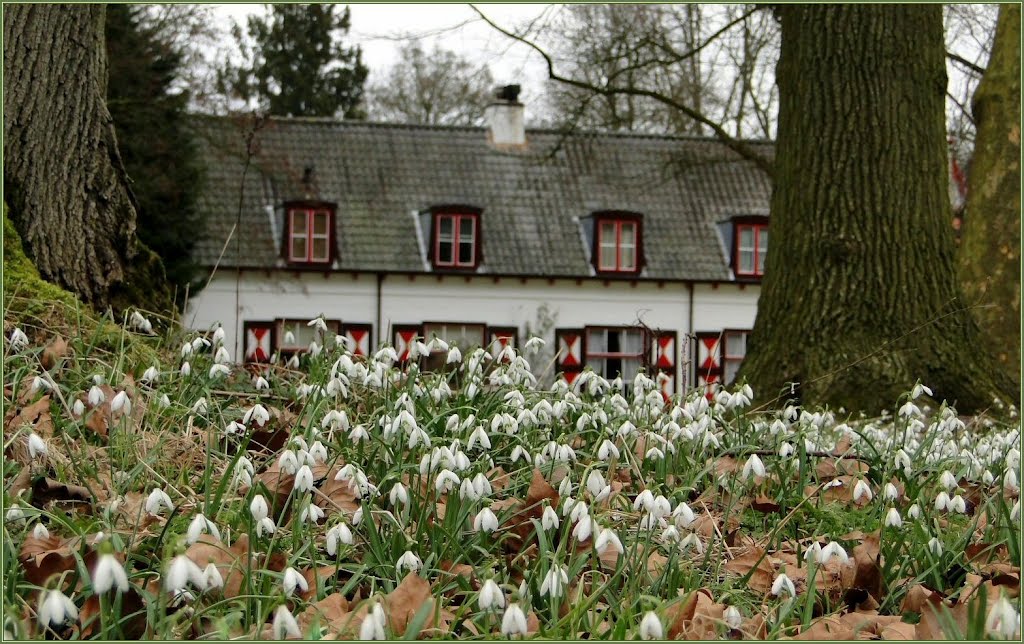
[739,5,1017,413]
[958,4,1021,392]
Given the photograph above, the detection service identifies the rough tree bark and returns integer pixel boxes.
[958,4,1021,392]
[739,5,1016,413]
[4,5,137,307]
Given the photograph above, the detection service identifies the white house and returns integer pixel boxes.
[185,87,773,396]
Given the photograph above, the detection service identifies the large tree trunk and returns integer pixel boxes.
[740,5,1016,413]
[958,5,1021,392]
[4,5,137,307]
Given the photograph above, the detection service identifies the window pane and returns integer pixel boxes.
[312,237,328,260]
[757,228,768,252]
[598,243,617,270]
[313,212,329,235]
[459,240,474,265]
[438,241,453,263]
[600,221,616,243]
[738,249,754,274]
[459,216,474,239]
[724,359,741,384]
[291,237,307,260]
[621,329,643,353]
[620,222,636,245]
[725,332,746,358]
[292,212,308,235]
[439,216,454,239]
[587,328,607,353]
[739,226,754,249]
[620,246,635,270]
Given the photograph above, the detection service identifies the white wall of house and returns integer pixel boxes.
[186,271,760,390]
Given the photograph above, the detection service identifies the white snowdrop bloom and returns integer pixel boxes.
[882,483,899,502]
[252,375,271,391]
[894,449,912,473]
[427,336,449,353]
[1011,500,1020,522]
[804,542,823,563]
[778,442,795,458]
[6,503,25,522]
[186,514,220,544]
[572,513,594,543]
[524,336,546,354]
[595,527,624,555]
[210,344,230,364]
[939,470,958,491]
[208,325,225,346]
[241,403,269,428]
[37,589,78,630]
[569,499,590,524]
[652,495,672,519]
[645,446,665,462]
[985,594,1020,640]
[326,523,354,556]
[741,454,766,481]
[501,602,529,637]
[680,532,704,554]
[223,421,245,436]
[1004,469,1019,494]
[617,420,636,438]
[884,508,903,528]
[555,444,576,462]
[819,541,849,566]
[982,470,995,485]
[444,345,463,365]
[72,398,87,417]
[408,427,431,450]
[350,425,370,443]
[87,385,106,407]
[468,426,491,450]
[189,397,206,414]
[928,537,943,556]
[396,550,422,574]
[585,471,607,499]
[277,450,299,475]
[540,565,569,598]
[472,472,492,498]
[557,475,574,498]
[934,491,952,511]
[31,522,49,540]
[202,563,223,591]
[724,605,743,630]
[435,469,461,495]
[30,376,52,395]
[282,567,308,597]
[91,553,129,594]
[771,572,796,597]
[359,603,387,640]
[256,517,277,537]
[109,390,131,415]
[661,525,681,543]
[140,365,160,384]
[308,441,328,464]
[634,490,655,513]
[673,502,696,529]
[898,401,921,418]
[852,480,873,503]
[542,505,560,530]
[209,364,231,379]
[637,611,664,640]
[949,494,967,514]
[286,354,300,370]
[474,508,499,533]
[911,383,933,400]
[272,604,301,640]
[165,554,206,594]
[478,578,505,611]
[8,327,29,351]
[390,483,409,508]
[145,488,173,516]
[249,495,269,522]
[26,432,48,461]
[596,439,620,461]
[459,478,481,502]
[907,503,922,520]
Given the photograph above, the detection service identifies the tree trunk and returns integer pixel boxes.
[958,4,1021,392]
[740,5,1017,413]
[3,5,137,307]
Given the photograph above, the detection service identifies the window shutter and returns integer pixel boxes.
[393,325,421,363]
[695,332,723,399]
[244,322,274,363]
[555,328,585,384]
[651,330,677,397]
[342,323,372,357]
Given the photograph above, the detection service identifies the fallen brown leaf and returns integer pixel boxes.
[791,615,855,640]
[41,335,69,371]
[5,396,54,439]
[725,547,775,594]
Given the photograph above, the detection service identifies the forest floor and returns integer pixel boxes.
[2,299,1021,641]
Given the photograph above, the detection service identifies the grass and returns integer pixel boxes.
[2,305,1021,640]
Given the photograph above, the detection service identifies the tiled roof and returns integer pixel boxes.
[189,115,773,281]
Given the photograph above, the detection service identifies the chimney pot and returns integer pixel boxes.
[485,85,526,147]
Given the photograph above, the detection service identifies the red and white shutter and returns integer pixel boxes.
[555,328,585,385]
[695,332,723,399]
[244,322,274,363]
[342,323,372,357]
[393,325,421,363]
[651,330,677,398]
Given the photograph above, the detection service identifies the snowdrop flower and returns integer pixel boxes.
[141,365,160,384]
[435,469,460,495]
[672,502,696,529]
[349,425,370,443]
[396,550,422,574]
[250,495,269,522]
[884,508,903,528]
[898,401,921,418]
[724,605,743,630]
[634,490,655,513]
[282,567,308,596]
[525,336,546,354]
[1003,469,1019,494]
[389,483,409,508]
[110,390,131,415]
[145,488,173,516]
[277,450,299,475]
[180,361,192,377]
[907,503,922,520]
[541,505,560,530]
[585,471,607,499]
[819,541,849,566]
[572,514,594,543]
[37,589,77,630]
[29,376,51,395]
[501,602,529,637]
[1011,500,1020,522]
[27,432,47,460]
[165,554,206,594]
[852,480,873,503]
[928,537,943,556]
[778,442,795,458]
[256,517,277,537]
[473,508,499,533]
[680,532,704,554]
[32,522,49,540]
[202,563,223,591]
[460,478,482,502]
[803,542,822,563]
[190,397,206,414]
[934,491,951,511]
[468,426,491,450]
[617,420,636,438]
[6,503,25,522]
[597,439,620,461]
[72,399,86,417]
[985,594,1020,640]
[157,394,170,409]
[982,469,995,485]
[939,470,958,491]
[894,449,912,473]
[472,473,492,498]
[741,454,766,481]
[948,494,967,514]
[595,527,623,555]
[186,514,220,544]
[539,565,568,598]
[639,611,663,640]
[479,579,505,611]
[88,385,105,407]
[254,375,270,391]
[91,553,129,594]
[242,404,270,428]
[558,476,574,498]
[326,523,354,556]
[8,327,29,351]
[645,446,665,462]
[911,383,933,400]
[771,572,796,597]
[882,483,899,502]
[359,603,387,640]
[209,363,230,379]
[272,604,301,640]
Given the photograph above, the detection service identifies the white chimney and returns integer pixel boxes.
[485,85,526,148]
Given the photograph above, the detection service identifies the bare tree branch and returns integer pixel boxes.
[470,5,775,178]
[947,50,986,76]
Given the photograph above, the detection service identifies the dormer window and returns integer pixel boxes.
[429,206,482,270]
[285,203,335,264]
[591,211,643,274]
[733,218,768,278]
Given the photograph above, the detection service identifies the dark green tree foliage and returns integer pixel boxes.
[105,4,204,304]
[220,4,369,118]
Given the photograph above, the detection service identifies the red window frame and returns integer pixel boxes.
[432,211,480,269]
[285,203,335,264]
[592,211,643,275]
[734,222,768,278]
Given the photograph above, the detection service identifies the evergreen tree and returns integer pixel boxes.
[219,4,368,118]
[105,4,204,305]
